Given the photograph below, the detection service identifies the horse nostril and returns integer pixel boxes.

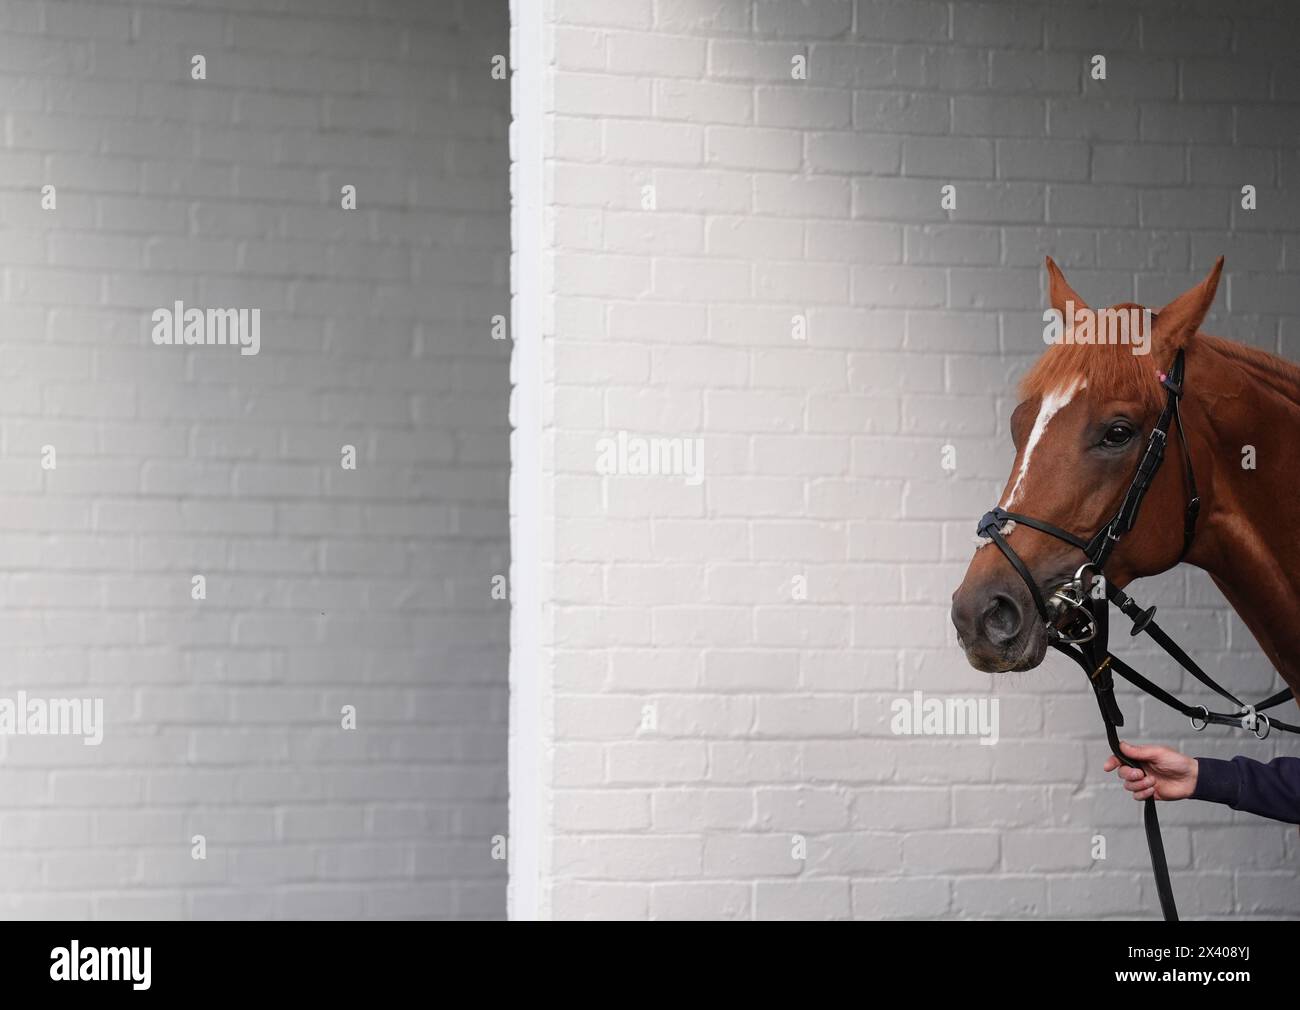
[981,593,1023,646]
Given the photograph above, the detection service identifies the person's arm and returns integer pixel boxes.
[1191,754,1300,826]
[1104,741,1300,826]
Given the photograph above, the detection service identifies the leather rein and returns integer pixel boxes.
[975,348,1299,921]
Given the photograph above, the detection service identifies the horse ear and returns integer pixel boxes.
[1154,257,1224,346]
[1045,256,1089,316]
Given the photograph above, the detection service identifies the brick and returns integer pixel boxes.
[607,30,706,77]
[954,4,1041,46]
[804,130,901,174]
[554,71,652,117]
[1182,57,1270,102]
[706,125,802,171]
[854,90,949,134]
[855,0,948,43]
[709,39,810,82]
[654,79,752,124]
[1091,143,1184,185]
[1043,7,1139,50]
[757,85,852,129]
[852,877,950,918]
[651,882,750,919]
[953,95,1044,137]
[1049,184,1139,226]
[1046,98,1139,141]
[902,135,994,178]
[989,51,1080,95]
[755,880,850,920]
[706,215,804,258]
[555,0,652,29]
[755,0,852,38]
[995,138,1089,181]
[604,211,704,254]
[905,224,998,265]
[605,120,704,165]
[851,265,946,307]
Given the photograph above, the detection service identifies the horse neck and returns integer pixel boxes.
[1183,336,1300,694]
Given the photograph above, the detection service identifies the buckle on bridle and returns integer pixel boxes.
[1189,705,1209,731]
[1046,563,1103,645]
[1239,706,1271,739]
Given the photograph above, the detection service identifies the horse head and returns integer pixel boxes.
[952,257,1223,673]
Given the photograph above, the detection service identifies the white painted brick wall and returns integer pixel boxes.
[0,0,509,919]
[517,0,1300,919]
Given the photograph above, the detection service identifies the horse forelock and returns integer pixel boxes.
[1019,307,1175,413]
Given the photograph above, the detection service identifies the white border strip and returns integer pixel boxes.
[507,0,544,921]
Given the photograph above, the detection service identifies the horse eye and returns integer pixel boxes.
[1102,423,1134,447]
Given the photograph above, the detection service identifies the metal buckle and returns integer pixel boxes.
[1239,706,1271,740]
[1045,563,1102,645]
[1189,705,1209,731]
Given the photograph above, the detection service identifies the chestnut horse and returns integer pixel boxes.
[952,257,1300,702]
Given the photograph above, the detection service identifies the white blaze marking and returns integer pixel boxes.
[1000,377,1084,511]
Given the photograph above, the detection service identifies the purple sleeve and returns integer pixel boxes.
[1192,755,1300,825]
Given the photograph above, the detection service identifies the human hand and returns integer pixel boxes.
[1102,741,1198,802]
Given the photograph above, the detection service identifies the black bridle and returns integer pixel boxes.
[975,348,1298,921]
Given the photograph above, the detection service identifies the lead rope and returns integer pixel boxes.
[1051,572,1180,921]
